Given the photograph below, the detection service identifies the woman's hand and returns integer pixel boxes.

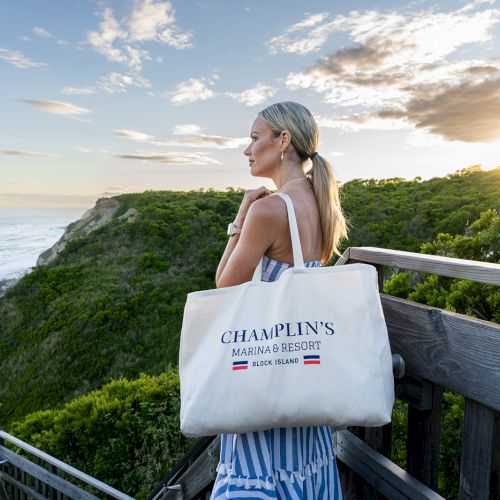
[234,186,272,227]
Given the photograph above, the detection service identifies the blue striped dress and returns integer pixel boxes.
[211,255,343,499]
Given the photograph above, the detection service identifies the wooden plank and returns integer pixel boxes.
[381,294,500,411]
[347,247,500,286]
[335,430,444,500]
[396,375,435,411]
[46,464,55,500]
[337,459,366,500]
[0,472,47,500]
[338,427,367,499]
[155,436,215,493]
[0,472,9,500]
[491,411,500,499]
[365,424,392,458]
[335,247,351,266]
[14,462,19,500]
[0,448,97,500]
[364,424,393,500]
[21,468,26,500]
[0,432,133,500]
[165,437,220,499]
[459,399,495,500]
[407,382,443,490]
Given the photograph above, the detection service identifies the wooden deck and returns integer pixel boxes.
[148,246,500,500]
[0,430,134,499]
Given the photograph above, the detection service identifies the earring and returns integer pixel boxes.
[280,151,284,161]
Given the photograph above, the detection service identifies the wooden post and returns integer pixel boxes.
[0,477,8,500]
[406,382,442,490]
[337,459,366,500]
[459,398,495,499]
[365,424,392,458]
[360,263,392,499]
[338,427,367,498]
[0,435,8,500]
[491,411,500,499]
[375,263,384,293]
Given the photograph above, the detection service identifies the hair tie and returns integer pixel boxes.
[310,152,318,159]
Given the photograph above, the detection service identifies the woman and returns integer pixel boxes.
[212,101,348,498]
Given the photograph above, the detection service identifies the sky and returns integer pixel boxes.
[1,0,499,209]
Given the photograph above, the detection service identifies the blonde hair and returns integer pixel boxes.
[258,101,349,264]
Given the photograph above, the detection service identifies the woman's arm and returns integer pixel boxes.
[216,194,278,288]
[215,187,271,286]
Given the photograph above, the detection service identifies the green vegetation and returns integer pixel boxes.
[342,165,498,251]
[8,369,193,499]
[1,166,498,498]
[384,207,499,321]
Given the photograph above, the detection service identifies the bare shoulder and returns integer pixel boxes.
[247,194,286,222]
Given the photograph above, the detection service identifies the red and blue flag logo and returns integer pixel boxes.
[304,355,320,365]
[232,360,248,371]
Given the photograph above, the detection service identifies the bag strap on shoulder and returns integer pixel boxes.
[275,192,305,268]
[252,192,306,282]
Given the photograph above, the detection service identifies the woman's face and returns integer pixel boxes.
[244,116,281,178]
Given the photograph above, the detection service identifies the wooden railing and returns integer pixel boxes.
[149,246,500,500]
[0,430,134,500]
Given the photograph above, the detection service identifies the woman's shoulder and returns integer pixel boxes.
[248,193,286,222]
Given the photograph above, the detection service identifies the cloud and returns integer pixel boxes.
[98,72,151,93]
[317,112,411,132]
[1,149,56,158]
[317,77,500,142]
[266,12,330,54]
[87,8,129,66]
[397,77,500,142]
[32,27,54,38]
[76,147,93,153]
[283,3,500,142]
[172,134,248,148]
[460,0,496,13]
[225,83,277,106]
[172,123,202,135]
[126,0,193,48]
[0,48,48,69]
[115,151,221,165]
[115,124,247,149]
[286,5,500,105]
[61,86,96,96]
[464,65,499,75]
[21,100,91,117]
[169,78,215,105]
[61,72,151,96]
[86,1,192,72]
[114,129,155,142]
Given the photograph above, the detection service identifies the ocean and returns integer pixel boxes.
[0,207,87,288]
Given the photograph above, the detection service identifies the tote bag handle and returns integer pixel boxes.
[252,192,306,282]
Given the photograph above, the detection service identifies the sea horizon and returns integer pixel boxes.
[0,206,87,285]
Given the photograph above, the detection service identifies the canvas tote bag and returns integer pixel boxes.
[179,192,394,437]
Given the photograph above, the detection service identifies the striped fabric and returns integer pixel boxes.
[211,255,343,499]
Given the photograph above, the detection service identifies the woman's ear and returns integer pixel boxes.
[281,129,292,150]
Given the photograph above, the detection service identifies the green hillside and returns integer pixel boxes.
[1,166,498,427]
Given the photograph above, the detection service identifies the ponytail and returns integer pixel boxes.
[307,155,349,264]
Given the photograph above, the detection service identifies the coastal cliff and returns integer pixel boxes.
[0,198,137,297]
[36,198,130,266]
